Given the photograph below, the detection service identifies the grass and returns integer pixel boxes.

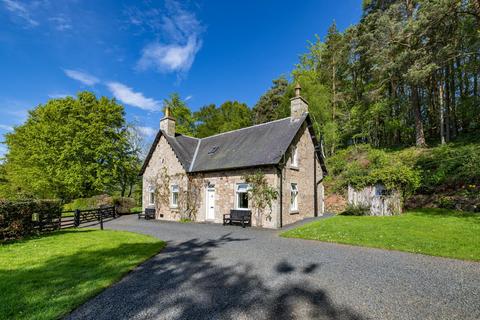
[281,208,480,261]
[0,229,165,320]
[131,206,143,213]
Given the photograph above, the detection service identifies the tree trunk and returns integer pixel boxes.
[457,58,464,98]
[449,61,457,137]
[474,53,478,97]
[411,85,426,147]
[332,56,337,121]
[444,67,451,142]
[439,80,445,145]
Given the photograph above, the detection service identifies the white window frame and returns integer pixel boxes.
[148,185,155,205]
[291,145,298,167]
[171,184,179,208]
[290,183,298,212]
[235,183,250,210]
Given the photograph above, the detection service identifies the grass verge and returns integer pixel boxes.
[0,228,165,320]
[281,208,480,261]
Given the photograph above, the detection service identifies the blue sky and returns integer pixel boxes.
[0,0,361,155]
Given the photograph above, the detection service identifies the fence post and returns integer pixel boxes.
[74,209,80,227]
[99,209,104,230]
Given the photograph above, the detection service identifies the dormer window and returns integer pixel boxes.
[291,145,298,167]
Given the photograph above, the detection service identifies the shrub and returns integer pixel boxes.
[0,200,62,241]
[326,144,421,196]
[64,195,136,214]
[436,196,456,209]
[416,143,480,192]
[340,204,370,216]
[112,197,136,215]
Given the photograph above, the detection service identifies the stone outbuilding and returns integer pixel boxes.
[140,85,328,228]
[348,184,402,216]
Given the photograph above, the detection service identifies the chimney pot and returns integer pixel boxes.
[160,107,176,136]
[294,83,301,97]
[290,83,308,120]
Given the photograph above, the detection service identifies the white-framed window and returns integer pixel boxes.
[290,183,298,211]
[148,185,155,205]
[291,145,298,167]
[171,184,179,207]
[236,183,250,210]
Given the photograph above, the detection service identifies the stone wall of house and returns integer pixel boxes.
[142,121,325,229]
[142,135,188,220]
[281,122,324,226]
[191,167,280,228]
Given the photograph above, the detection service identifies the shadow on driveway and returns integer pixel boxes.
[66,233,365,320]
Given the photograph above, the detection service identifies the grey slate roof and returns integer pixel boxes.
[163,134,198,171]
[140,114,327,175]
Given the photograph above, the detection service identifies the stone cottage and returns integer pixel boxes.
[140,84,328,228]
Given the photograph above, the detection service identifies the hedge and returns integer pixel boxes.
[63,194,136,214]
[0,200,62,241]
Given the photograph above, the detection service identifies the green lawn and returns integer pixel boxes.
[281,208,480,261]
[0,229,165,320]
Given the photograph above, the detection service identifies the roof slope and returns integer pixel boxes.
[140,114,327,175]
[190,116,306,172]
[163,134,198,170]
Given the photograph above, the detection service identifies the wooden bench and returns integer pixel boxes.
[223,210,252,228]
[138,208,155,220]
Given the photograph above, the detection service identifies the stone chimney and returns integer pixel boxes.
[160,107,175,136]
[290,83,309,120]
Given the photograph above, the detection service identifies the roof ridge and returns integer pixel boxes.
[199,116,293,140]
[188,139,201,172]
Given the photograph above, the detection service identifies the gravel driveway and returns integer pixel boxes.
[66,215,480,320]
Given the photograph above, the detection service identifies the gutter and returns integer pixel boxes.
[276,165,283,228]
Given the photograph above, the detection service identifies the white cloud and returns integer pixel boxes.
[137,36,201,73]
[137,126,157,138]
[0,124,13,131]
[106,82,160,111]
[63,69,99,86]
[48,93,72,99]
[2,0,38,27]
[134,0,203,75]
[49,15,72,31]
[185,95,192,101]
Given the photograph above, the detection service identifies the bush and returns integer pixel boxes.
[326,144,421,196]
[416,143,480,193]
[0,200,62,241]
[63,195,136,215]
[340,204,370,216]
[112,197,136,215]
[436,196,456,209]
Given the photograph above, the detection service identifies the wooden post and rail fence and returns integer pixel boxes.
[59,206,117,230]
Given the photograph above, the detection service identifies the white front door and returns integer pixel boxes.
[206,187,215,220]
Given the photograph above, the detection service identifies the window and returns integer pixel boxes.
[236,183,250,210]
[148,186,155,205]
[291,145,298,167]
[290,183,298,211]
[171,184,179,207]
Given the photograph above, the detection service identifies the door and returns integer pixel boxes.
[206,187,215,220]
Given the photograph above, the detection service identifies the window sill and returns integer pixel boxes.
[170,206,179,210]
[289,166,299,171]
[290,210,299,215]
